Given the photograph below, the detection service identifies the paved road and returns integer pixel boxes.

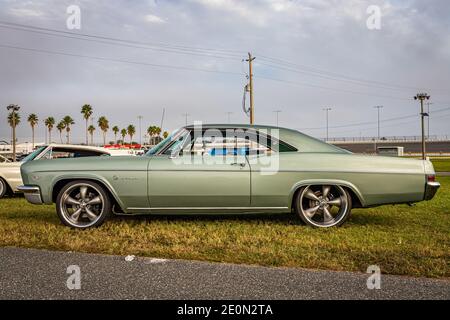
[0,247,448,300]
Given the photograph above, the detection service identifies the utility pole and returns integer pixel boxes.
[323,107,332,141]
[246,52,255,125]
[373,106,383,140]
[226,112,233,123]
[7,104,20,162]
[273,110,282,127]
[426,102,433,139]
[138,115,143,146]
[414,93,430,160]
[182,113,190,126]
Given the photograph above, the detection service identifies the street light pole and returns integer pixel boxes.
[137,115,143,146]
[414,93,430,160]
[7,104,20,162]
[273,110,282,127]
[226,112,233,124]
[373,106,383,140]
[426,102,433,139]
[323,107,332,141]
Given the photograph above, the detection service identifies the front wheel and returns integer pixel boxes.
[56,180,111,229]
[294,185,352,228]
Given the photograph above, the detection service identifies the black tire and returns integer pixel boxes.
[56,180,111,229]
[0,178,7,199]
[294,185,352,228]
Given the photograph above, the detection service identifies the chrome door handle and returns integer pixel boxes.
[231,162,246,168]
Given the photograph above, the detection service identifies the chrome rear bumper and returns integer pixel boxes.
[424,181,440,201]
[17,185,43,204]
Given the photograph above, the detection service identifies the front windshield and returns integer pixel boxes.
[146,129,181,156]
[21,146,46,162]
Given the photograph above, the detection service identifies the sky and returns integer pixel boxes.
[0,0,449,144]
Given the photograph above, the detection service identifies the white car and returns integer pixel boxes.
[0,144,111,199]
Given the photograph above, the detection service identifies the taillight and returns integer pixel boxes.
[427,175,436,182]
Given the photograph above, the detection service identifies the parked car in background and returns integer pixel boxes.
[0,155,11,163]
[0,144,111,199]
[19,124,440,229]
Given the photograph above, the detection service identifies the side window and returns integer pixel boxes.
[184,130,273,156]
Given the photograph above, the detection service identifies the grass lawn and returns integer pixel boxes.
[0,178,449,279]
[431,159,450,172]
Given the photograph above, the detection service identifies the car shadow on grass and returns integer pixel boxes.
[110,212,301,226]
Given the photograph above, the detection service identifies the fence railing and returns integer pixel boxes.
[326,135,450,143]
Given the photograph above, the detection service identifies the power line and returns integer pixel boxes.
[256,53,422,91]
[256,74,411,101]
[0,20,245,57]
[0,44,243,76]
[0,24,243,61]
[258,61,418,93]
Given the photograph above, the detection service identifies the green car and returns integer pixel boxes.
[18,124,440,229]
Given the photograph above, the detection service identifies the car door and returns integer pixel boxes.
[147,129,250,209]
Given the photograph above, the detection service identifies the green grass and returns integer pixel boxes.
[0,178,449,278]
[431,159,450,172]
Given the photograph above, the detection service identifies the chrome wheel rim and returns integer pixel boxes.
[299,185,348,227]
[60,183,104,227]
[0,179,4,196]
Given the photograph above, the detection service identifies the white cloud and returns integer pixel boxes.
[9,8,44,17]
[144,14,166,24]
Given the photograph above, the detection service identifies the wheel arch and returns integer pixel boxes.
[289,179,365,210]
[0,175,14,196]
[51,176,125,212]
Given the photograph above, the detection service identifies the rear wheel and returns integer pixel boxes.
[56,180,111,228]
[295,185,352,228]
[0,178,7,198]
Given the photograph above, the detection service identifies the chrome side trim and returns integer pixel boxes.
[17,185,43,205]
[127,206,288,211]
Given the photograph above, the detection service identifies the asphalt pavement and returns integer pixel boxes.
[0,247,448,300]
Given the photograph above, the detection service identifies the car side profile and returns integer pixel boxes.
[0,144,111,199]
[19,124,440,228]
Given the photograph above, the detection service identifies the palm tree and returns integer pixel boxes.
[7,110,21,161]
[62,116,75,144]
[97,116,109,146]
[88,125,96,145]
[120,128,127,145]
[163,131,169,139]
[56,121,66,143]
[147,125,155,145]
[127,125,136,145]
[27,114,39,149]
[81,104,93,145]
[44,117,55,144]
[112,126,119,144]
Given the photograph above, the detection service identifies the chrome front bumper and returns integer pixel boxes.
[424,181,440,201]
[17,185,43,204]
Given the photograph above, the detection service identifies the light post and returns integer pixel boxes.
[414,93,430,160]
[323,107,332,141]
[373,106,383,140]
[138,115,143,146]
[273,110,282,127]
[7,104,20,162]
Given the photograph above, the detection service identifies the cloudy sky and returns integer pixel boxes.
[1,0,449,144]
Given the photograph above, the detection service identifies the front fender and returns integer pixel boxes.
[288,179,366,208]
[49,173,125,210]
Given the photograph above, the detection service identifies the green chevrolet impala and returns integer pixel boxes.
[18,124,440,229]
